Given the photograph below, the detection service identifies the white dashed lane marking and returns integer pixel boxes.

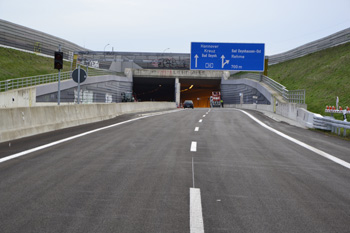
[190,141,197,152]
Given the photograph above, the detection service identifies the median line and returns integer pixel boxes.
[190,188,205,233]
[190,141,197,152]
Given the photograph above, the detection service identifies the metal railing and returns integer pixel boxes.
[313,115,350,136]
[286,89,306,104]
[231,73,306,104]
[0,69,124,92]
[0,72,71,92]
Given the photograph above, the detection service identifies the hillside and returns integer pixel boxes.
[268,42,350,115]
[0,47,71,81]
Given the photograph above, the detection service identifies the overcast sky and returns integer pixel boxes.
[1,0,350,55]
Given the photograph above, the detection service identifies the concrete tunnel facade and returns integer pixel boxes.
[132,69,271,108]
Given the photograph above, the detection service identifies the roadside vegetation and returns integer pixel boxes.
[0,46,71,81]
[267,42,350,116]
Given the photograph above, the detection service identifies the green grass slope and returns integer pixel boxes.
[268,42,350,115]
[0,47,71,81]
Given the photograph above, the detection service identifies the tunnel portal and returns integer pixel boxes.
[133,77,221,108]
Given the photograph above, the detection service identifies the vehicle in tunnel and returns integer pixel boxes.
[210,91,221,108]
[183,100,194,109]
[121,92,135,102]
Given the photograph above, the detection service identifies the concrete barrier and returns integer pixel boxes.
[0,102,176,143]
[0,87,36,108]
[296,108,316,128]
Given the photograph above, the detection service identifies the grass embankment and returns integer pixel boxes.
[268,42,350,115]
[0,47,71,81]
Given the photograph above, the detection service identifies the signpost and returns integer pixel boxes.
[190,42,265,71]
[72,65,87,104]
[54,45,63,105]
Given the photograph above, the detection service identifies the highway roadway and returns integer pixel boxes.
[1,108,350,233]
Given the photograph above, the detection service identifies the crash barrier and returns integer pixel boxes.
[313,115,350,137]
[0,69,124,93]
[0,87,36,108]
[229,73,305,104]
[268,27,350,65]
[0,102,176,143]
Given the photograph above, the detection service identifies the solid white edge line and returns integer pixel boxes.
[191,141,197,152]
[0,109,181,164]
[195,127,199,132]
[190,188,205,233]
[237,109,350,170]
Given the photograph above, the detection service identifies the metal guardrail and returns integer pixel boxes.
[0,69,124,92]
[231,73,305,104]
[314,115,350,136]
[269,27,350,65]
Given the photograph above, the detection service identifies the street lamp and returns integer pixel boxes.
[104,44,110,52]
[162,48,170,54]
[104,44,110,60]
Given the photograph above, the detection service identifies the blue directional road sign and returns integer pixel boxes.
[190,42,265,71]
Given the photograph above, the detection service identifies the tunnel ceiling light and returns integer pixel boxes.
[189,85,194,89]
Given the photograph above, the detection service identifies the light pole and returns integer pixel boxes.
[104,44,110,51]
[162,48,170,54]
[104,44,110,60]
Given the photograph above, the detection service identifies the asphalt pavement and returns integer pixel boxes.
[0,108,349,233]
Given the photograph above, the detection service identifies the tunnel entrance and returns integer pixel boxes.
[133,77,175,102]
[132,77,221,108]
[133,77,221,107]
[180,79,221,108]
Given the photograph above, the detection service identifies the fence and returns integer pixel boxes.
[268,27,350,65]
[0,69,124,92]
[230,73,305,104]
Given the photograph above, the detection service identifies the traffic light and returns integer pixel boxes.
[54,51,63,70]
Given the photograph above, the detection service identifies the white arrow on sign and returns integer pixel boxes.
[221,55,229,68]
[194,54,199,68]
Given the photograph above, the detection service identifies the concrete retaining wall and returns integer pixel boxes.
[0,102,176,143]
[276,102,307,121]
